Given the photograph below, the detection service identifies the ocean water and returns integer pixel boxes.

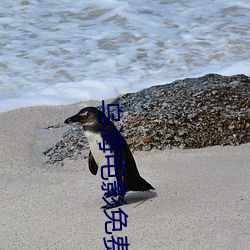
[0,0,249,112]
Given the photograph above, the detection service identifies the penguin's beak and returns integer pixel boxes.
[64,114,81,124]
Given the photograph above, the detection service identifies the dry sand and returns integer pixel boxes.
[0,101,249,250]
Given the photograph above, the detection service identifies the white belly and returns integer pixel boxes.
[85,131,116,184]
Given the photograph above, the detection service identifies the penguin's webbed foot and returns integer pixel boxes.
[101,197,125,210]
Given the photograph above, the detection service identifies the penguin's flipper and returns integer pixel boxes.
[88,151,98,175]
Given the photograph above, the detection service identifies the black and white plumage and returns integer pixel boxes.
[65,107,154,209]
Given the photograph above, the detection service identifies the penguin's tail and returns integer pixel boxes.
[131,176,154,192]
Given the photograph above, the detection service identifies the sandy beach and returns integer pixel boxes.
[0,101,249,250]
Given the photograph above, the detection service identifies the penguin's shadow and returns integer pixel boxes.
[125,191,157,208]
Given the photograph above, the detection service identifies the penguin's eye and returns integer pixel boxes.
[79,112,88,119]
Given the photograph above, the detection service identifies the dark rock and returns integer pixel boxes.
[43,74,250,163]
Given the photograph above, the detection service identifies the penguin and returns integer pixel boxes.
[65,107,154,209]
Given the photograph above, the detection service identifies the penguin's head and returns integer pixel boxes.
[65,107,105,127]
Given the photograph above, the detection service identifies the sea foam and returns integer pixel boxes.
[0,0,249,112]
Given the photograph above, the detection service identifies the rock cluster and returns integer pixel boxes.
[43,124,88,163]
[43,74,250,163]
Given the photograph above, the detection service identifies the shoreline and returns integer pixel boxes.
[0,102,249,249]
